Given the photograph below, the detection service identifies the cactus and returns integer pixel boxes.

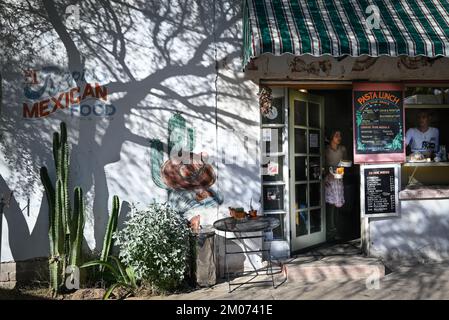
[69,187,84,268]
[168,112,187,155]
[40,122,85,296]
[149,139,168,189]
[40,167,59,294]
[99,195,120,272]
[167,112,195,154]
[55,178,66,285]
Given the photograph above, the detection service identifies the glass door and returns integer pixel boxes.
[289,91,325,251]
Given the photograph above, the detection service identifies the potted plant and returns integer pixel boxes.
[248,199,257,218]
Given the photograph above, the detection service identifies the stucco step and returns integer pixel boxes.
[0,281,16,289]
[282,256,385,283]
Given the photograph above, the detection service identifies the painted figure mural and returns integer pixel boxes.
[150,113,222,213]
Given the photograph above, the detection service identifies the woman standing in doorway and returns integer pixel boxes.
[325,130,347,241]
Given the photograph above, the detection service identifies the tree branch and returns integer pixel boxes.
[41,0,84,81]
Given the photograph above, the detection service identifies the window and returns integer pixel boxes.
[261,95,286,240]
[404,86,449,158]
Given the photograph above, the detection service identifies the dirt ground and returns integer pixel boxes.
[0,285,157,300]
[0,287,106,300]
[0,287,52,300]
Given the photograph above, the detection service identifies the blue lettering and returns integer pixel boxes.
[80,104,91,116]
[92,103,104,116]
[70,104,80,116]
[106,104,116,116]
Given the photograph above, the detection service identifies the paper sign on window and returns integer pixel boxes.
[262,128,272,142]
[310,133,319,148]
[267,161,279,175]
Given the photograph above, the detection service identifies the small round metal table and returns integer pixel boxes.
[213,216,280,292]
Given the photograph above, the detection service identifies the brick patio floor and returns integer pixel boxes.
[142,262,449,300]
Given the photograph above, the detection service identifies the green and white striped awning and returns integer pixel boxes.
[243,0,449,66]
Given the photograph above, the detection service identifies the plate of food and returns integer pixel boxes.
[409,152,427,162]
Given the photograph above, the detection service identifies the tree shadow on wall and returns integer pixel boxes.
[0,0,259,257]
[0,175,49,283]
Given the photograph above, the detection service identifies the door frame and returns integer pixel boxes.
[288,89,326,252]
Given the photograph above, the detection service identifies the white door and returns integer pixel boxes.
[289,91,326,251]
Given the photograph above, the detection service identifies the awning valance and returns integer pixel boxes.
[243,0,449,66]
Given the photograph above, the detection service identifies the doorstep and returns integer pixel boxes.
[278,240,385,283]
[281,255,385,283]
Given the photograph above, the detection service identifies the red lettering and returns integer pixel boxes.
[66,90,70,107]
[23,83,110,117]
[81,83,95,101]
[51,92,65,113]
[95,83,108,101]
[23,102,39,118]
[70,87,80,104]
[24,69,38,84]
[39,99,50,117]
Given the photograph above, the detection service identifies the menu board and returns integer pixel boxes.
[353,83,405,163]
[362,165,399,217]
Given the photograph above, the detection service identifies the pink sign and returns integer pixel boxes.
[353,83,406,164]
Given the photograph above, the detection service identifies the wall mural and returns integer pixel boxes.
[351,56,378,72]
[289,57,332,76]
[150,113,223,213]
[397,56,442,70]
[22,66,115,119]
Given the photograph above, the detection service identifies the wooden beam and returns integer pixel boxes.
[260,80,353,90]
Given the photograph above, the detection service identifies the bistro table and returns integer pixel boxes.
[213,216,280,292]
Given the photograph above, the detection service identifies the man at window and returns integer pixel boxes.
[405,110,439,155]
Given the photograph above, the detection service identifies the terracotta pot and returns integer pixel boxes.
[229,207,246,219]
[248,210,257,218]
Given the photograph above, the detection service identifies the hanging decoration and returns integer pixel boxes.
[258,86,273,116]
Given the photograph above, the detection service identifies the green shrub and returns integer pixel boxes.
[114,202,191,292]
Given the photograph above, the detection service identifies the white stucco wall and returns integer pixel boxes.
[3,0,449,271]
[0,0,261,274]
[370,199,449,263]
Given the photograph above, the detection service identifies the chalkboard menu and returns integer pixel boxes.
[354,90,403,153]
[353,84,405,163]
[362,165,399,217]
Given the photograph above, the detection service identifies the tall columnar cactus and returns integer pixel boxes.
[40,167,58,293]
[69,187,85,268]
[40,122,85,295]
[99,195,120,272]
